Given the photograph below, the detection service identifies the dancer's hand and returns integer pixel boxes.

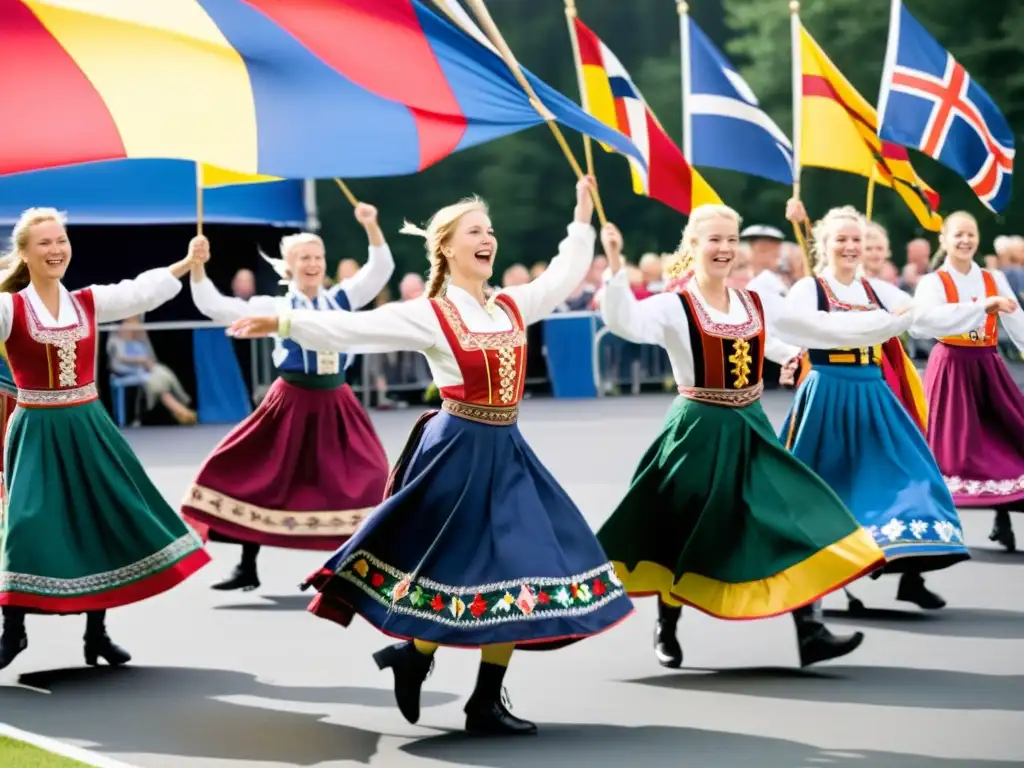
[574,174,596,224]
[187,235,210,264]
[354,203,378,226]
[779,354,802,387]
[891,303,914,317]
[985,295,1017,314]
[601,222,624,275]
[785,198,807,224]
[228,315,279,339]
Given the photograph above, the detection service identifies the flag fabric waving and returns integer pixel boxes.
[0,0,646,180]
[683,16,793,185]
[797,21,942,231]
[571,17,721,215]
[199,164,280,189]
[877,0,1014,213]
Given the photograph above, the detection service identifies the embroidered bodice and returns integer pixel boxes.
[274,290,352,374]
[807,277,887,367]
[934,269,998,347]
[430,293,527,413]
[5,289,98,405]
[677,287,766,391]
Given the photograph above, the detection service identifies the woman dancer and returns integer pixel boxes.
[183,203,393,591]
[596,207,883,670]
[229,177,633,736]
[0,208,210,670]
[914,211,1024,552]
[778,202,976,613]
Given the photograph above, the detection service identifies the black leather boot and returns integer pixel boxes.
[896,572,945,609]
[84,611,131,667]
[654,601,683,668]
[212,543,261,591]
[464,661,537,735]
[0,607,27,671]
[372,641,435,724]
[990,508,1016,553]
[793,603,864,667]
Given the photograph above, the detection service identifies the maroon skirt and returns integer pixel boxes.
[924,343,1024,507]
[182,372,389,550]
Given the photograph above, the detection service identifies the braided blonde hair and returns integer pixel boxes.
[664,204,742,281]
[810,205,866,276]
[400,196,489,298]
[932,210,978,269]
[0,207,67,293]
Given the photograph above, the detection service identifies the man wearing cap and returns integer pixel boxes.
[742,224,789,388]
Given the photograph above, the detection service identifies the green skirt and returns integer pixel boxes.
[0,400,210,613]
[597,396,883,619]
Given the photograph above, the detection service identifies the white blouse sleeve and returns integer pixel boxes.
[285,296,437,354]
[908,272,988,340]
[190,277,278,323]
[600,268,678,347]
[774,276,913,349]
[91,268,183,324]
[332,243,396,311]
[754,288,803,364]
[501,222,596,325]
[0,293,13,342]
[992,270,1024,351]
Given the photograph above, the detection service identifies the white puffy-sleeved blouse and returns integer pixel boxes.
[274,223,596,389]
[600,268,801,389]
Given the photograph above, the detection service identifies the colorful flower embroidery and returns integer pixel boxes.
[337,550,627,629]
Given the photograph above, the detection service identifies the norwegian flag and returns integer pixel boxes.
[876,0,1014,212]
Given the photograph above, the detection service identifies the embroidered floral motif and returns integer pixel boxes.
[945,474,1024,498]
[56,343,77,387]
[678,383,763,408]
[864,519,965,550]
[818,279,877,313]
[0,533,202,596]
[23,292,90,346]
[334,549,627,629]
[685,288,762,339]
[437,298,526,351]
[186,485,368,536]
[728,339,752,388]
[441,400,519,424]
[496,347,517,403]
[17,383,97,406]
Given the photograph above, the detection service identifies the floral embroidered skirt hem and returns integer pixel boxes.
[182,374,388,551]
[0,400,210,613]
[924,345,1024,509]
[782,364,970,574]
[305,410,634,649]
[596,396,883,620]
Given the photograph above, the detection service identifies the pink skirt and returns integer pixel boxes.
[182,374,389,550]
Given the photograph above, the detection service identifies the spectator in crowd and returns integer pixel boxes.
[878,261,900,284]
[994,235,1024,298]
[336,258,359,283]
[898,262,922,294]
[984,254,1000,271]
[502,263,530,287]
[778,241,807,287]
[399,272,425,301]
[107,315,196,424]
[905,238,931,275]
[231,268,256,299]
[529,261,547,279]
[727,242,753,289]
[638,252,665,293]
[861,222,892,279]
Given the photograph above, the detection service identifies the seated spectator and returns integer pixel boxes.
[107,316,196,425]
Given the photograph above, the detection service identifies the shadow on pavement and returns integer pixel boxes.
[404,723,1012,767]
[0,665,457,765]
[626,665,1024,711]
[820,606,1024,641]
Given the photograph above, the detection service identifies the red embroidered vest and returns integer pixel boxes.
[676,287,766,406]
[428,293,527,424]
[935,269,998,347]
[5,289,99,407]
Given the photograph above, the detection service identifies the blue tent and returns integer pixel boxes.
[0,159,307,227]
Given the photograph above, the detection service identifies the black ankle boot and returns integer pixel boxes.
[84,611,131,667]
[212,543,261,591]
[654,602,683,668]
[0,608,27,671]
[793,603,864,667]
[990,509,1016,552]
[896,572,946,609]
[372,641,435,724]
[464,661,537,735]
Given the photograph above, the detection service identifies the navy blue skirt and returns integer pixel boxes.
[780,364,969,574]
[305,410,633,648]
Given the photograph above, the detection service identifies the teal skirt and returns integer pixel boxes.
[0,399,210,613]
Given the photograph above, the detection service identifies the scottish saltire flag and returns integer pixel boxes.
[877,0,1015,212]
[684,17,793,184]
[0,0,646,180]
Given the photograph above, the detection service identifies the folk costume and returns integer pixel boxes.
[299,222,633,735]
[0,346,16,463]
[597,269,883,669]
[183,242,394,591]
[0,271,210,671]
[915,261,1024,552]
[777,270,972,613]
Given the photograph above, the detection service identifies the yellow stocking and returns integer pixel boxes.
[480,642,514,667]
[413,639,439,656]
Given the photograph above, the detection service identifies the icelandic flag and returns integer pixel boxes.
[684,17,793,184]
[876,0,1015,212]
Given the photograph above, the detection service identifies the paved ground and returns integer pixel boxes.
[1,392,1023,768]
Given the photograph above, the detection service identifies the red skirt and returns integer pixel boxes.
[182,375,388,550]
